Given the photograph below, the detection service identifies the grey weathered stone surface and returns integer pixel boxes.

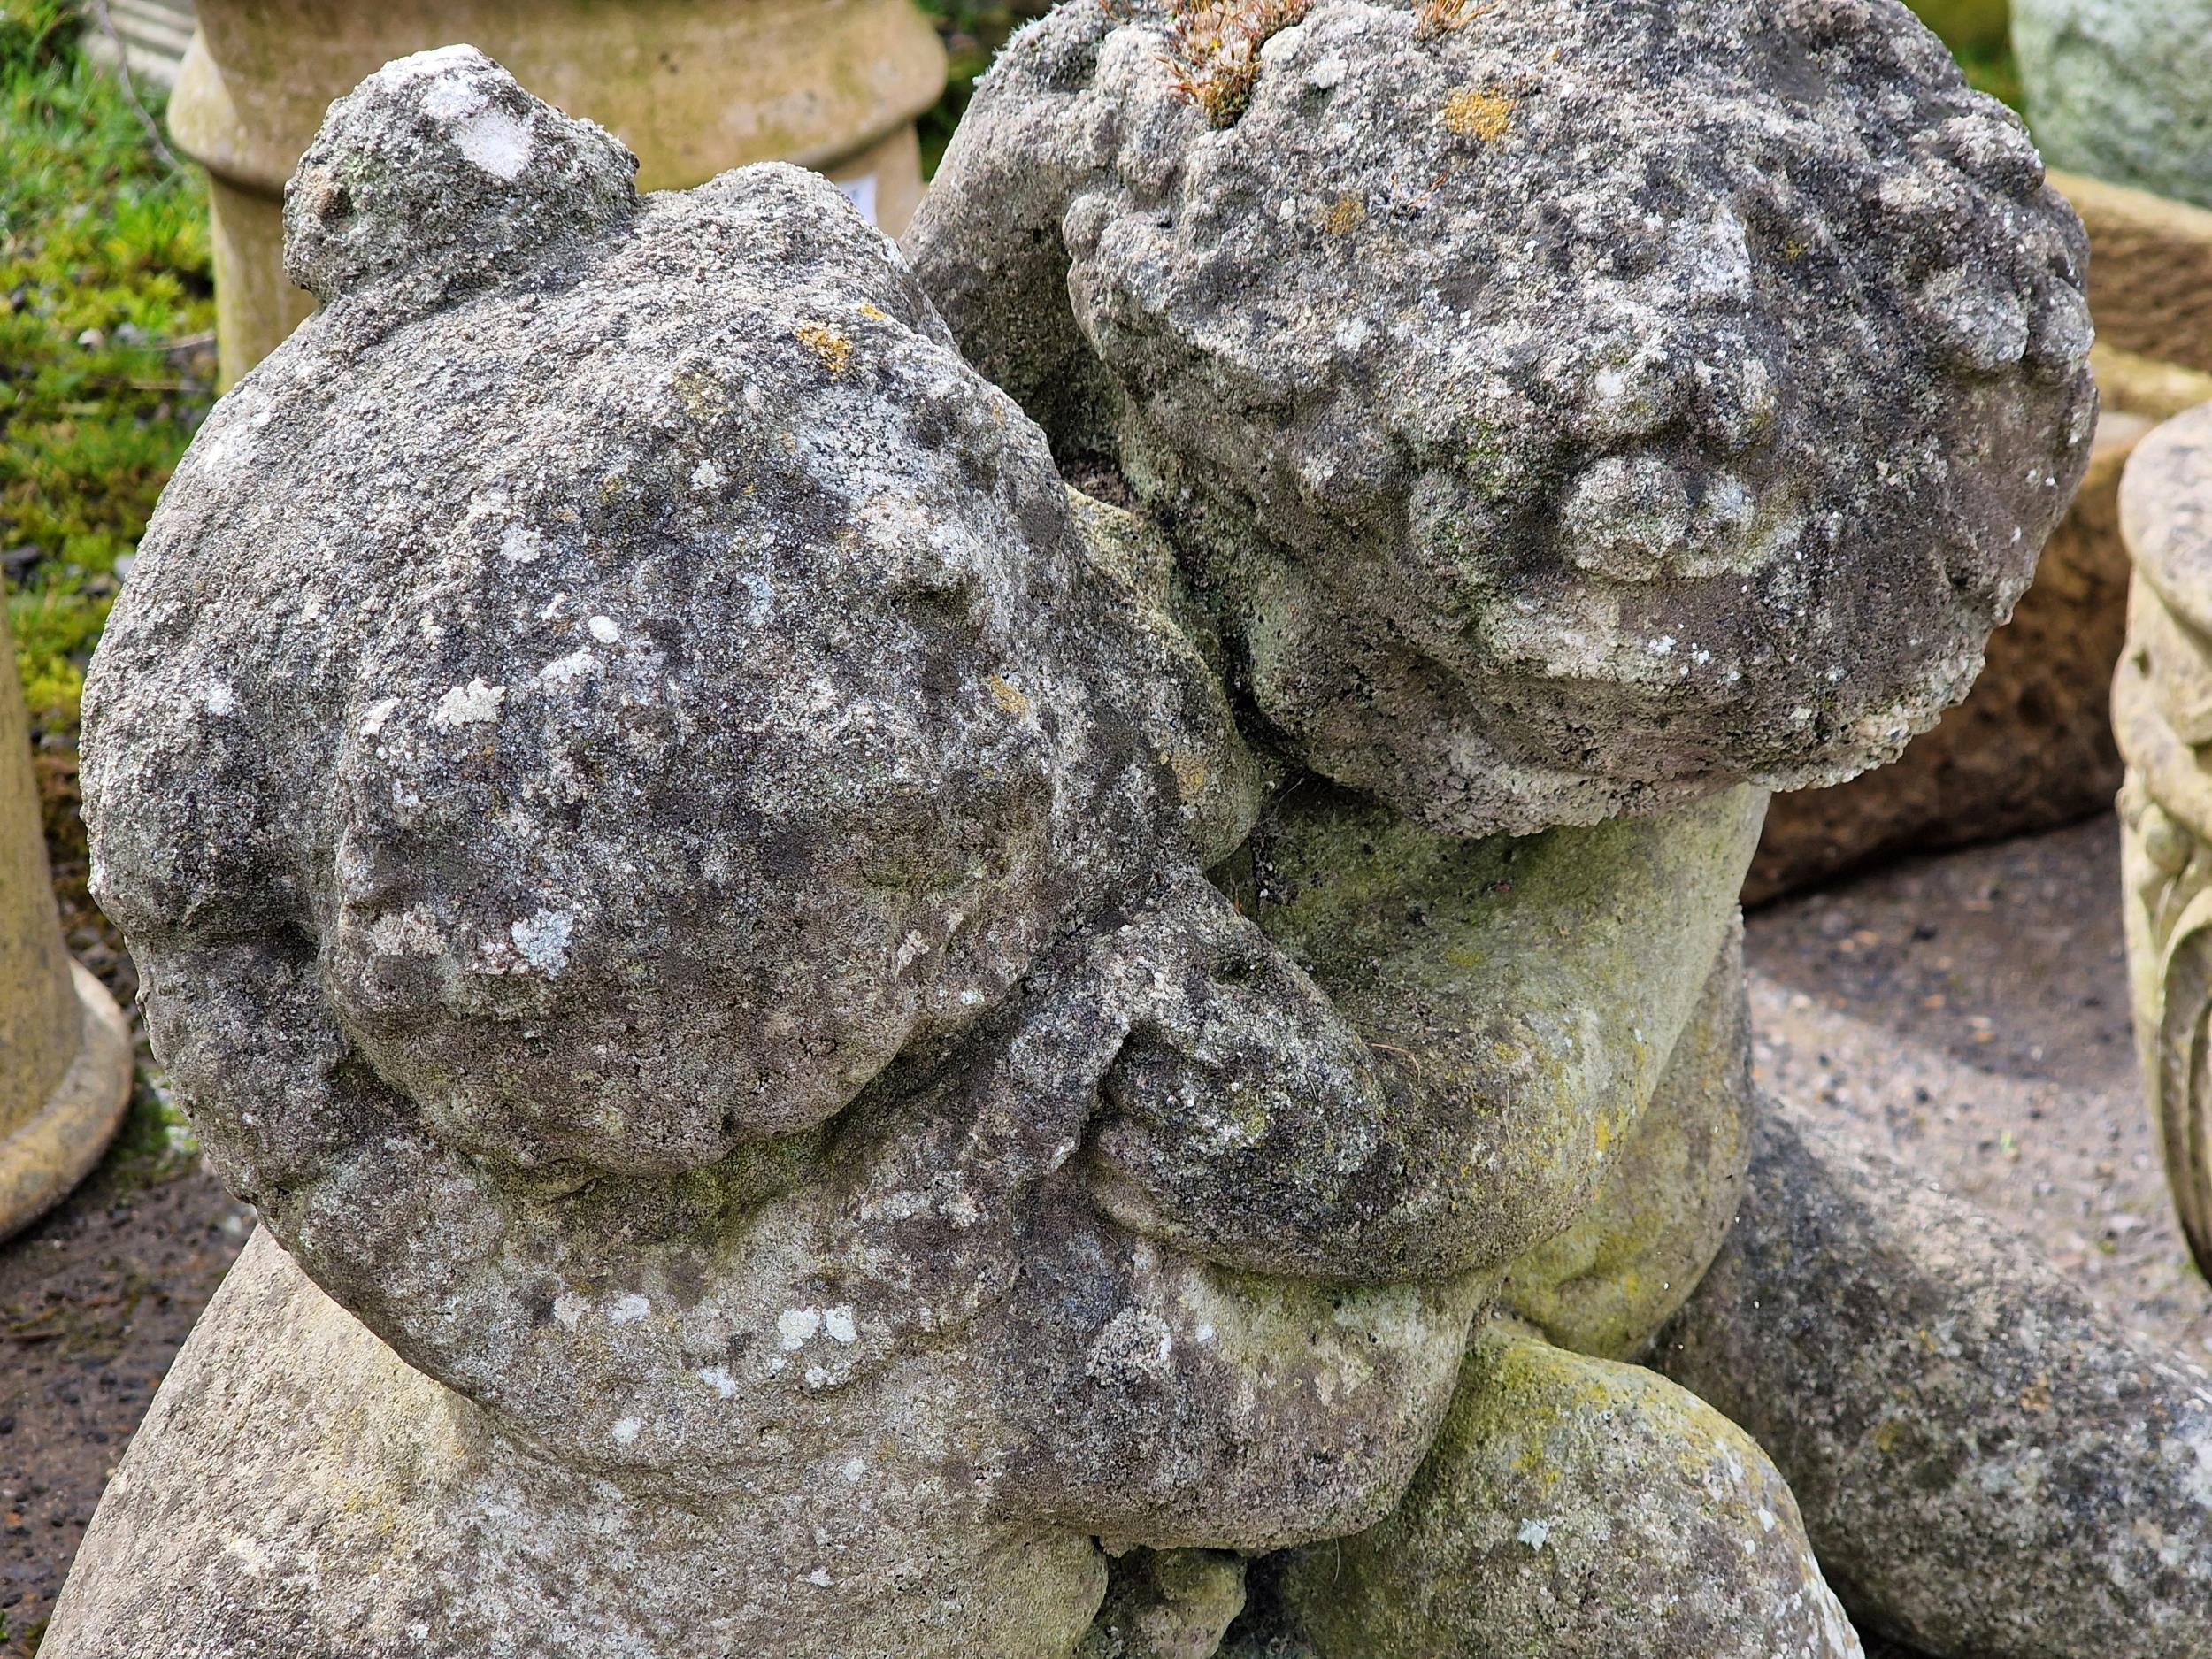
[1745,407,2144,902]
[1279,1322,1863,1659]
[1078,1548,1248,1659]
[1655,1105,2212,1659]
[47,11,2147,1658]
[907,0,2097,840]
[63,49,1488,1655]
[48,1227,1113,1658]
[1216,782,1765,1282]
[1503,926,1755,1360]
[2015,0,2212,212]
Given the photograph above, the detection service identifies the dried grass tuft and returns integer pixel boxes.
[1153,0,1313,127]
[1414,0,1490,38]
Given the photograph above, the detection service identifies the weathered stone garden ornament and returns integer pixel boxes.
[2116,404,2212,1279]
[47,6,2212,1655]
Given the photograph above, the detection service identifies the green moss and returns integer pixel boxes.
[3,1,214,731]
[95,1060,201,1195]
[1232,783,1763,1277]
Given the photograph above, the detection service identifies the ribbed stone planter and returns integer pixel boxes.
[2115,403,2212,1281]
[0,611,134,1241]
[167,0,948,385]
[1747,167,2212,902]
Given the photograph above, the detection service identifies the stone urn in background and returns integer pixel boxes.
[167,0,949,386]
[2012,0,2212,216]
[2113,405,2212,1284]
[1744,4,2212,902]
[0,609,134,1240]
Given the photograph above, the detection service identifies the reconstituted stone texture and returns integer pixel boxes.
[907,0,2097,839]
[1655,1106,2212,1659]
[45,1228,1112,1659]
[1503,926,1755,1359]
[1746,408,2143,902]
[66,50,1497,1655]
[1278,1323,1862,1659]
[2015,0,2212,213]
[50,16,2147,1659]
[1077,1548,1248,1659]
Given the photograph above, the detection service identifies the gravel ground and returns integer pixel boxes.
[0,1156,250,1655]
[0,810,2202,1655]
[1745,810,2212,1361]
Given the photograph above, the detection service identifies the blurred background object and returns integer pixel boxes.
[2113,407,2212,1284]
[0,606,133,1243]
[1906,0,2022,104]
[2013,0,2212,214]
[165,0,950,385]
[1748,0,2212,902]
[78,0,192,88]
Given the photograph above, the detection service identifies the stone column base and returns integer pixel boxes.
[0,961,133,1242]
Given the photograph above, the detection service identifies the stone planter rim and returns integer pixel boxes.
[165,0,949,195]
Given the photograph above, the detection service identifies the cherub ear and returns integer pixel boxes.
[282,45,639,319]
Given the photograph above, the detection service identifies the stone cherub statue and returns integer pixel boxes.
[44,4,2212,1657]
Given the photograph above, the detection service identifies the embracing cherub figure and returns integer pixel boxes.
[45,5,2212,1658]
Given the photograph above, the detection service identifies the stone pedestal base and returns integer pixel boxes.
[0,961,133,1241]
[41,1230,1110,1659]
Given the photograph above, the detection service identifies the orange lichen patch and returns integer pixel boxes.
[983,672,1033,716]
[1443,87,1516,141]
[1159,0,1312,127]
[795,321,854,376]
[1321,193,1366,235]
[1415,0,1491,38]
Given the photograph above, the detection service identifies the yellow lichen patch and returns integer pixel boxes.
[671,367,730,420]
[1168,749,1211,801]
[856,302,891,325]
[1443,87,1516,142]
[1320,193,1366,235]
[795,321,854,377]
[983,672,1033,716]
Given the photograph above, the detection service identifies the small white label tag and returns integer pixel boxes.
[835,173,880,227]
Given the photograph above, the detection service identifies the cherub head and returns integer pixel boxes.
[89,50,1258,1185]
[906,0,2098,833]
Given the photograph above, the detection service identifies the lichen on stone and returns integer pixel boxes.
[906,0,2099,838]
